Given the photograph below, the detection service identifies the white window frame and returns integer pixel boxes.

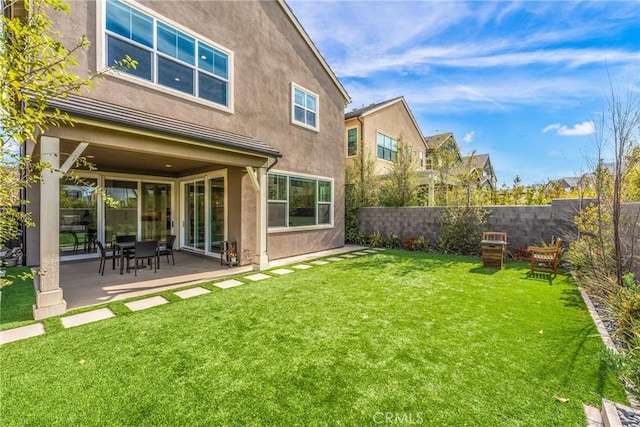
[267,170,333,232]
[97,0,234,113]
[291,82,319,132]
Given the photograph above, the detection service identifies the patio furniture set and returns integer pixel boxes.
[96,235,176,276]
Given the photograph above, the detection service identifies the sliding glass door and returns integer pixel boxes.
[182,172,225,255]
[141,182,172,241]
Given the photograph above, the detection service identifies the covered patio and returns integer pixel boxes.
[60,246,362,310]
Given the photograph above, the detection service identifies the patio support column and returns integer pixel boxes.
[33,135,67,320]
[246,166,270,270]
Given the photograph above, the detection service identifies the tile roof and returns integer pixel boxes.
[46,95,282,158]
[423,132,454,150]
[344,97,404,119]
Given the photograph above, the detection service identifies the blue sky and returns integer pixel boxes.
[287,1,640,186]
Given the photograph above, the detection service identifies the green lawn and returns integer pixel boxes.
[0,251,626,426]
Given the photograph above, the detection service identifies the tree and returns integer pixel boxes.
[380,139,419,207]
[344,138,379,242]
[0,0,132,250]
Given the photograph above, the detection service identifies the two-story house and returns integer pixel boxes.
[344,97,428,176]
[460,154,498,190]
[12,0,350,319]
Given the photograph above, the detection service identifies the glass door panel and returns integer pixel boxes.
[141,182,171,241]
[105,179,138,243]
[59,177,98,256]
[184,180,205,250]
[209,176,225,253]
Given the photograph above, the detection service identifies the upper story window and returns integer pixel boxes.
[347,128,357,156]
[419,151,424,167]
[105,0,231,108]
[291,83,318,131]
[376,132,397,161]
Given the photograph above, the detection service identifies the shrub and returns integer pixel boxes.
[512,247,530,261]
[403,236,417,251]
[414,236,429,252]
[385,233,401,249]
[437,206,488,255]
[368,230,384,248]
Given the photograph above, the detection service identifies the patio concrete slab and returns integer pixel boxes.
[124,296,169,312]
[341,254,357,258]
[326,257,344,261]
[0,323,45,345]
[271,268,294,275]
[174,287,211,299]
[214,279,244,289]
[310,260,329,265]
[245,273,272,281]
[61,308,116,329]
[292,264,312,269]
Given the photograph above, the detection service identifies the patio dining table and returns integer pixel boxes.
[114,241,136,274]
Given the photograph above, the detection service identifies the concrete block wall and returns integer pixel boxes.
[356,199,630,251]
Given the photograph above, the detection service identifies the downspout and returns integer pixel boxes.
[357,116,365,203]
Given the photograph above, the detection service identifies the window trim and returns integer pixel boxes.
[291,82,319,132]
[376,130,398,162]
[346,127,358,157]
[267,171,333,232]
[97,0,234,113]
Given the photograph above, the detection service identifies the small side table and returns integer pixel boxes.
[221,241,238,266]
[481,240,505,269]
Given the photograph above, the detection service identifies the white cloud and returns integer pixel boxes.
[463,132,475,143]
[543,121,596,136]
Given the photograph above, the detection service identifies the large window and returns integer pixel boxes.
[105,0,230,107]
[292,83,318,130]
[347,128,357,156]
[377,132,398,161]
[268,174,332,228]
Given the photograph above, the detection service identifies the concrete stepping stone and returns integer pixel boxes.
[372,248,386,251]
[310,260,329,265]
[214,279,244,289]
[245,273,272,281]
[326,257,344,261]
[125,296,169,312]
[61,308,116,329]
[175,286,211,299]
[363,250,377,253]
[271,268,294,275]
[0,323,45,345]
[341,254,357,258]
[292,264,312,270]
[351,252,368,255]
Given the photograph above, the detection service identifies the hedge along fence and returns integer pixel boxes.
[356,199,640,253]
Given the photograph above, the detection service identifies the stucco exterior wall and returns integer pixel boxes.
[345,102,427,176]
[43,0,346,262]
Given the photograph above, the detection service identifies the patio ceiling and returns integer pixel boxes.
[59,140,227,177]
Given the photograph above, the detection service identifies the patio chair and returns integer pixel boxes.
[96,241,115,275]
[528,238,562,277]
[157,234,176,266]
[126,240,158,276]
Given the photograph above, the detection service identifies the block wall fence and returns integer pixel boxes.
[357,199,640,252]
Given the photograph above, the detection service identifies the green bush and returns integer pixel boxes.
[368,230,384,248]
[437,206,488,255]
[384,233,401,249]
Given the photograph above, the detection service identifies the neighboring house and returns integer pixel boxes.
[557,176,581,192]
[344,97,429,176]
[459,154,498,190]
[11,0,350,319]
[421,132,462,204]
